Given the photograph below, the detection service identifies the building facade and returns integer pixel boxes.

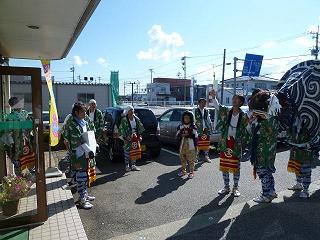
[217,76,278,105]
[153,77,191,101]
[10,76,112,120]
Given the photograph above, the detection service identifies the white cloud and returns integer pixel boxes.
[97,57,108,67]
[260,41,277,49]
[262,55,310,79]
[308,25,318,33]
[73,55,88,66]
[294,36,313,48]
[137,25,185,61]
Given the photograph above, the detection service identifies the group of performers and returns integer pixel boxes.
[4,90,317,209]
[176,89,318,203]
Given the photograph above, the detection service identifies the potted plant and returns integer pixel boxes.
[0,173,33,216]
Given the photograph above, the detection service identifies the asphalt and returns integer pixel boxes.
[75,145,320,240]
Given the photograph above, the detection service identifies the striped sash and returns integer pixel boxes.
[19,141,35,170]
[87,159,96,187]
[219,137,239,173]
[198,134,210,151]
[287,159,301,175]
[130,140,142,161]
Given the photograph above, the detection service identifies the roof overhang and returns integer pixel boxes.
[0,0,100,60]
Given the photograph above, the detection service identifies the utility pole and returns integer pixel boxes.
[221,49,226,104]
[128,81,136,105]
[181,56,187,104]
[70,66,75,83]
[233,57,238,96]
[149,69,154,83]
[311,25,319,60]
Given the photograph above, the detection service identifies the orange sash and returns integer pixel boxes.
[287,159,301,175]
[19,139,35,170]
[87,159,96,187]
[219,137,239,173]
[198,134,210,151]
[130,134,142,161]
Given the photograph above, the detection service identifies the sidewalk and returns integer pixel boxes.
[28,175,88,240]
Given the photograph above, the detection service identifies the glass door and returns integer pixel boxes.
[0,66,47,229]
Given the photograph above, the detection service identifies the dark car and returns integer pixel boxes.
[103,106,161,162]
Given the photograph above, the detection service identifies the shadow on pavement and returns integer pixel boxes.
[135,168,188,204]
[168,193,235,240]
[169,190,320,240]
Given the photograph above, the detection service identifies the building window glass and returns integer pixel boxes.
[226,97,230,104]
[78,93,95,103]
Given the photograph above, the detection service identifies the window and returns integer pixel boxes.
[226,97,230,104]
[226,84,229,87]
[135,109,157,127]
[242,83,244,87]
[254,83,267,89]
[160,110,173,122]
[170,110,184,121]
[78,93,95,103]
[160,87,166,92]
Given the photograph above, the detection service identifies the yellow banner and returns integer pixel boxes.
[41,60,59,146]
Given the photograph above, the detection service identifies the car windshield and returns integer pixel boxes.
[135,109,157,126]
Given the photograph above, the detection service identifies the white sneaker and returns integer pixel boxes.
[125,165,131,172]
[218,187,230,195]
[204,156,212,163]
[232,187,241,197]
[299,190,309,198]
[79,199,93,209]
[86,195,95,201]
[288,183,303,191]
[131,165,141,171]
[253,195,272,203]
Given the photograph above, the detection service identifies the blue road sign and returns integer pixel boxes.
[242,53,263,77]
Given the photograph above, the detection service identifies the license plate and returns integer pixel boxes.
[141,144,146,151]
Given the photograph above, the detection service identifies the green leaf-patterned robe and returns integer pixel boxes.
[87,109,104,140]
[118,115,145,151]
[216,105,249,158]
[62,116,95,170]
[252,117,279,168]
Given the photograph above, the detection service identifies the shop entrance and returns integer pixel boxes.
[0,66,47,229]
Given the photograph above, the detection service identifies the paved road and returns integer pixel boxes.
[76,145,320,240]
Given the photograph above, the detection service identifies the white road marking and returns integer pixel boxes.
[108,180,320,240]
[161,148,179,157]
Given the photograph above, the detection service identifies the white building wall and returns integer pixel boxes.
[10,81,111,120]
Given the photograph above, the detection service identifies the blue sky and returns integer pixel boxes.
[11,0,320,94]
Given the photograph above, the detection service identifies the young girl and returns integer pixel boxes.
[176,111,198,179]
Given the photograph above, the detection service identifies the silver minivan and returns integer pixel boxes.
[157,107,220,146]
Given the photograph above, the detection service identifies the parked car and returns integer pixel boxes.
[157,107,220,146]
[103,106,161,162]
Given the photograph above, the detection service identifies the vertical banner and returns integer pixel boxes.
[41,60,59,146]
[110,71,119,107]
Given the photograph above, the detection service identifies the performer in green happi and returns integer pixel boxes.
[210,90,249,197]
[287,121,314,198]
[248,90,280,203]
[118,105,145,172]
[86,99,104,142]
[62,102,96,209]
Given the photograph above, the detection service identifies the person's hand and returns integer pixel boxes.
[249,115,256,124]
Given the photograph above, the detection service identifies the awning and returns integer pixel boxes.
[0,0,100,60]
